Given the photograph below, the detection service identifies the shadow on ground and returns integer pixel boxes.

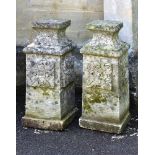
[16,86,138,155]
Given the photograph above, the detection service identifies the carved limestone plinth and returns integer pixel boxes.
[79,20,130,133]
[22,19,78,130]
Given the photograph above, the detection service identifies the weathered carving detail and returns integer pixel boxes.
[85,60,112,91]
[26,55,55,88]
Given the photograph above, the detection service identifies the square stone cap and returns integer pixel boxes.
[32,19,71,29]
[86,20,123,32]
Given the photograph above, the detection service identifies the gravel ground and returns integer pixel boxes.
[16,86,138,155]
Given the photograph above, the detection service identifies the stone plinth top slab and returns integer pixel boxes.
[86,20,123,32]
[23,19,73,55]
[32,19,71,29]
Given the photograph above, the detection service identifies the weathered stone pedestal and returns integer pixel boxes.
[79,20,130,134]
[22,19,78,130]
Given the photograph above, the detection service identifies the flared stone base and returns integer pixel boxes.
[79,112,130,134]
[22,107,78,130]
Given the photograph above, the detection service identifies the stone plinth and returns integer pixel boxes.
[79,20,130,134]
[22,19,78,130]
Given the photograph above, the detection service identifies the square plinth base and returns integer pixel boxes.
[79,112,130,134]
[22,107,78,130]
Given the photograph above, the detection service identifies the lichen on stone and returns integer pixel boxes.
[79,20,130,133]
[86,20,123,32]
[23,19,77,130]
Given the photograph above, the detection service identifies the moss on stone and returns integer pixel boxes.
[83,100,93,113]
[86,86,107,103]
[40,87,50,96]
[83,86,107,114]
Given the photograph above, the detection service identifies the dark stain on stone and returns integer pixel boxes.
[110,106,115,111]
[55,101,58,105]
[31,61,35,67]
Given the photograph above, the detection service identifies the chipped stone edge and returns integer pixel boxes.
[79,112,130,134]
[22,107,78,130]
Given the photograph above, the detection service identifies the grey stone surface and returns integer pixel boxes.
[32,19,71,29]
[79,20,130,134]
[73,47,83,87]
[22,19,78,130]
[17,85,138,155]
